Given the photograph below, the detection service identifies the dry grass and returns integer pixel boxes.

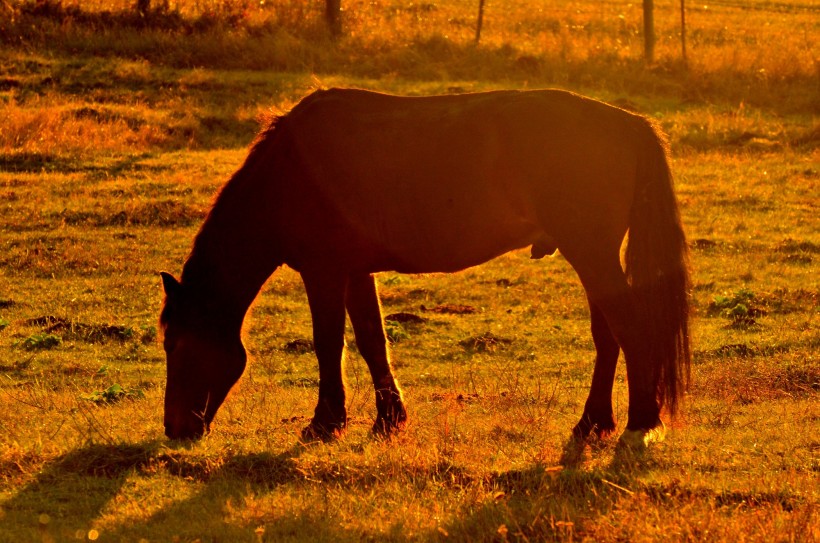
[3,1,817,97]
[1,0,816,164]
[0,1,818,541]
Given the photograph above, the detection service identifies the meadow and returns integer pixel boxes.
[0,0,818,541]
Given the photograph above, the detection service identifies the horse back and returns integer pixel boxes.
[274,88,652,273]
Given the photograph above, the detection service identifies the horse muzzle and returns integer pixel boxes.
[164,412,209,441]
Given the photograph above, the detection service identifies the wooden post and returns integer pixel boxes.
[475,0,485,44]
[643,0,655,63]
[326,0,341,37]
[680,0,688,66]
[136,0,151,17]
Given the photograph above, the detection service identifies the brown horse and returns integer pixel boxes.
[160,88,690,446]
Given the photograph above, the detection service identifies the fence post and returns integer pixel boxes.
[680,0,688,66]
[326,0,342,37]
[475,0,485,44]
[136,0,151,17]
[643,0,655,63]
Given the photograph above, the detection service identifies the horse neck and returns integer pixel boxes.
[180,163,281,333]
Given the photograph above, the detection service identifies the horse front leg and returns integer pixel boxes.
[346,273,407,436]
[301,270,349,441]
[572,298,619,441]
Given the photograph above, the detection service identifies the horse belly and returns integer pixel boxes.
[350,141,547,271]
[363,193,547,273]
[394,227,542,273]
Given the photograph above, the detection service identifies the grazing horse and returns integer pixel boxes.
[160,88,690,446]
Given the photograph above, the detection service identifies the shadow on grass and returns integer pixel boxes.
[0,439,370,541]
[435,437,656,541]
[0,442,163,541]
[0,151,157,175]
[0,434,663,541]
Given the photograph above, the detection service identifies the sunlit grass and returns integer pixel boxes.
[0,0,817,541]
[1,147,816,540]
[3,1,817,89]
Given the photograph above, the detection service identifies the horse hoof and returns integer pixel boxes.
[373,399,407,438]
[300,422,345,443]
[572,418,616,442]
[372,416,407,438]
[586,424,617,442]
[618,421,666,449]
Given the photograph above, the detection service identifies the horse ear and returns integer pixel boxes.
[160,272,182,300]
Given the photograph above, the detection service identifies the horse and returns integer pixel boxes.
[160,87,690,447]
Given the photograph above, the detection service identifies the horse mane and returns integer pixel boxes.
[168,115,286,315]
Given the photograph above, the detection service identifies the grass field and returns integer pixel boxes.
[0,0,818,541]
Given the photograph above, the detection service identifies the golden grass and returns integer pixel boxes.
[1,0,816,162]
[0,0,817,541]
[4,0,817,81]
[0,96,174,155]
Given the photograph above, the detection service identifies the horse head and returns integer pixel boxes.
[159,272,247,440]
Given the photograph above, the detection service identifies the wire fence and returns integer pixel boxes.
[8,0,818,17]
[4,0,816,70]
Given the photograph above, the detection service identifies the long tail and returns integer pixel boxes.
[624,121,691,416]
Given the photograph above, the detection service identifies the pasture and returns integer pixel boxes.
[0,0,817,541]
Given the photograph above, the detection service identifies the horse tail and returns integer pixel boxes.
[625,121,691,416]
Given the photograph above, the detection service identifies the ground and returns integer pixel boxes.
[0,1,817,541]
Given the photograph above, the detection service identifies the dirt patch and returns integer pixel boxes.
[53,200,206,227]
[283,338,314,354]
[422,304,477,315]
[772,238,818,264]
[691,238,719,250]
[279,377,319,387]
[384,312,427,324]
[459,332,513,352]
[430,392,481,403]
[25,316,134,343]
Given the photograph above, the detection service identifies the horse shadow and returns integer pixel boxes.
[2,435,657,541]
[0,439,354,541]
[437,436,656,540]
[1,441,160,541]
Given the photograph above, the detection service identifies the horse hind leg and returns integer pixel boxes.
[345,273,407,436]
[301,270,349,441]
[561,248,664,446]
[572,296,619,441]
